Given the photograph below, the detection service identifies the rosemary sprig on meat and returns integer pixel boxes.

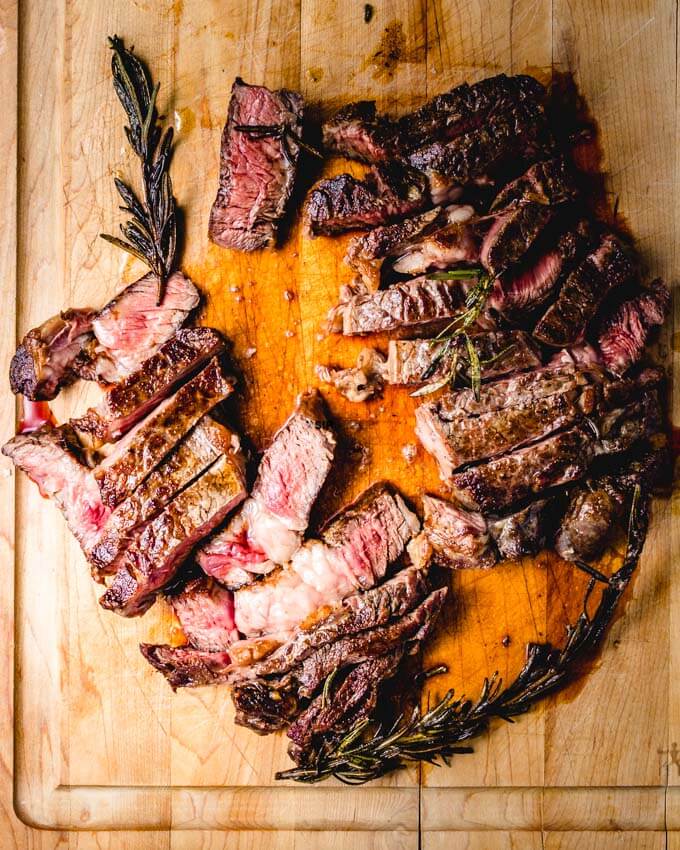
[234,123,323,166]
[101,35,178,305]
[276,487,648,785]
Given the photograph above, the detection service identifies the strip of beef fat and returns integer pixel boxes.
[208,78,304,251]
[233,483,420,638]
[94,357,235,508]
[197,391,336,589]
[72,327,225,448]
[100,449,247,617]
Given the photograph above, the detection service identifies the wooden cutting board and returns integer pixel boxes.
[1,1,678,847]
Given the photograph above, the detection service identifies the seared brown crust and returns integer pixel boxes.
[490,156,579,212]
[322,100,399,163]
[487,499,554,560]
[139,644,232,690]
[422,496,497,569]
[481,202,555,277]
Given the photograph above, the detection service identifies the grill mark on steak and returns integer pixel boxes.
[322,100,399,163]
[100,450,247,617]
[139,644,232,691]
[533,233,635,347]
[305,161,429,236]
[94,358,235,508]
[490,156,579,211]
[169,576,238,652]
[197,391,336,587]
[208,78,304,251]
[422,496,497,569]
[72,327,225,448]
[89,417,242,577]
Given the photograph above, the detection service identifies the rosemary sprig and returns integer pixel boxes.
[234,123,323,166]
[101,36,177,304]
[276,487,649,785]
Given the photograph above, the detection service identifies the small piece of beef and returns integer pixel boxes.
[100,451,247,617]
[305,161,429,236]
[597,279,670,376]
[2,425,110,551]
[322,100,399,162]
[408,101,554,205]
[197,391,335,587]
[480,202,555,278]
[596,389,662,455]
[170,577,238,651]
[399,73,546,150]
[72,327,225,448]
[533,234,635,347]
[554,487,618,562]
[89,417,242,577]
[208,78,304,251]
[10,308,96,401]
[422,495,497,569]
[231,679,301,733]
[89,272,200,380]
[287,649,403,762]
[487,499,554,560]
[139,644,232,691]
[449,427,596,511]
[327,275,470,337]
[316,348,387,403]
[94,358,235,508]
[490,156,579,212]
[233,483,420,637]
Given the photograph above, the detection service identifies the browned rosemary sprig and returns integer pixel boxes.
[101,35,177,305]
[276,486,648,785]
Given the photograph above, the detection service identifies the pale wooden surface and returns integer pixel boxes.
[1,0,678,847]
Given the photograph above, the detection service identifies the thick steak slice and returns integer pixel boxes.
[89,417,242,577]
[480,202,555,278]
[322,100,399,162]
[490,156,579,212]
[2,425,110,551]
[197,391,336,587]
[408,102,553,205]
[327,275,470,337]
[169,577,238,651]
[208,78,304,251]
[422,495,497,569]
[305,162,429,236]
[100,451,247,617]
[72,327,225,447]
[399,73,546,150]
[597,279,670,376]
[94,358,235,508]
[89,272,200,380]
[487,499,554,560]
[10,308,96,401]
[449,427,596,512]
[139,644,232,690]
[233,483,420,637]
[533,234,635,347]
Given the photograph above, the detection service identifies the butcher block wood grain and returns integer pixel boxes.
[1,0,678,847]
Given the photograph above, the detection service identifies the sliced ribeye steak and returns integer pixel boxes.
[322,100,399,163]
[490,156,579,212]
[208,78,304,251]
[480,201,555,278]
[139,644,232,690]
[422,495,497,569]
[169,576,238,652]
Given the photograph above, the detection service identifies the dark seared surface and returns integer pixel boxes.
[490,156,579,211]
[322,100,399,163]
[480,202,555,278]
[488,499,555,560]
[139,644,232,690]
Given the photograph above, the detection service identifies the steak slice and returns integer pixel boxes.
[208,78,304,251]
[422,495,497,569]
[94,358,235,508]
[398,73,546,150]
[169,577,238,651]
[233,483,420,637]
[596,389,662,455]
[197,391,336,587]
[327,275,470,337]
[490,156,579,212]
[597,279,670,376]
[533,234,635,347]
[305,161,429,236]
[390,209,480,278]
[139,644,232,691]
[100,451,247,617]
[322,100,399,162]
[2,425,110,551]
[89,417,242,577]
[72,327,225,447]
[480,202,555,278]
[487,499,555,560]
[408,101,554,205]
[449,427,596,512]
[10,308,96,401]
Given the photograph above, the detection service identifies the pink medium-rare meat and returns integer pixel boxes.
[72,327,225,447]
[170,577,239,652]
[208,78,304,251]
[100,451,247,617]
[89,417,243,578]
[233,483,420,637]
[321,100,399,163]
[197,391,336,588]
[94,358,235,508]
[2,425,110,552]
